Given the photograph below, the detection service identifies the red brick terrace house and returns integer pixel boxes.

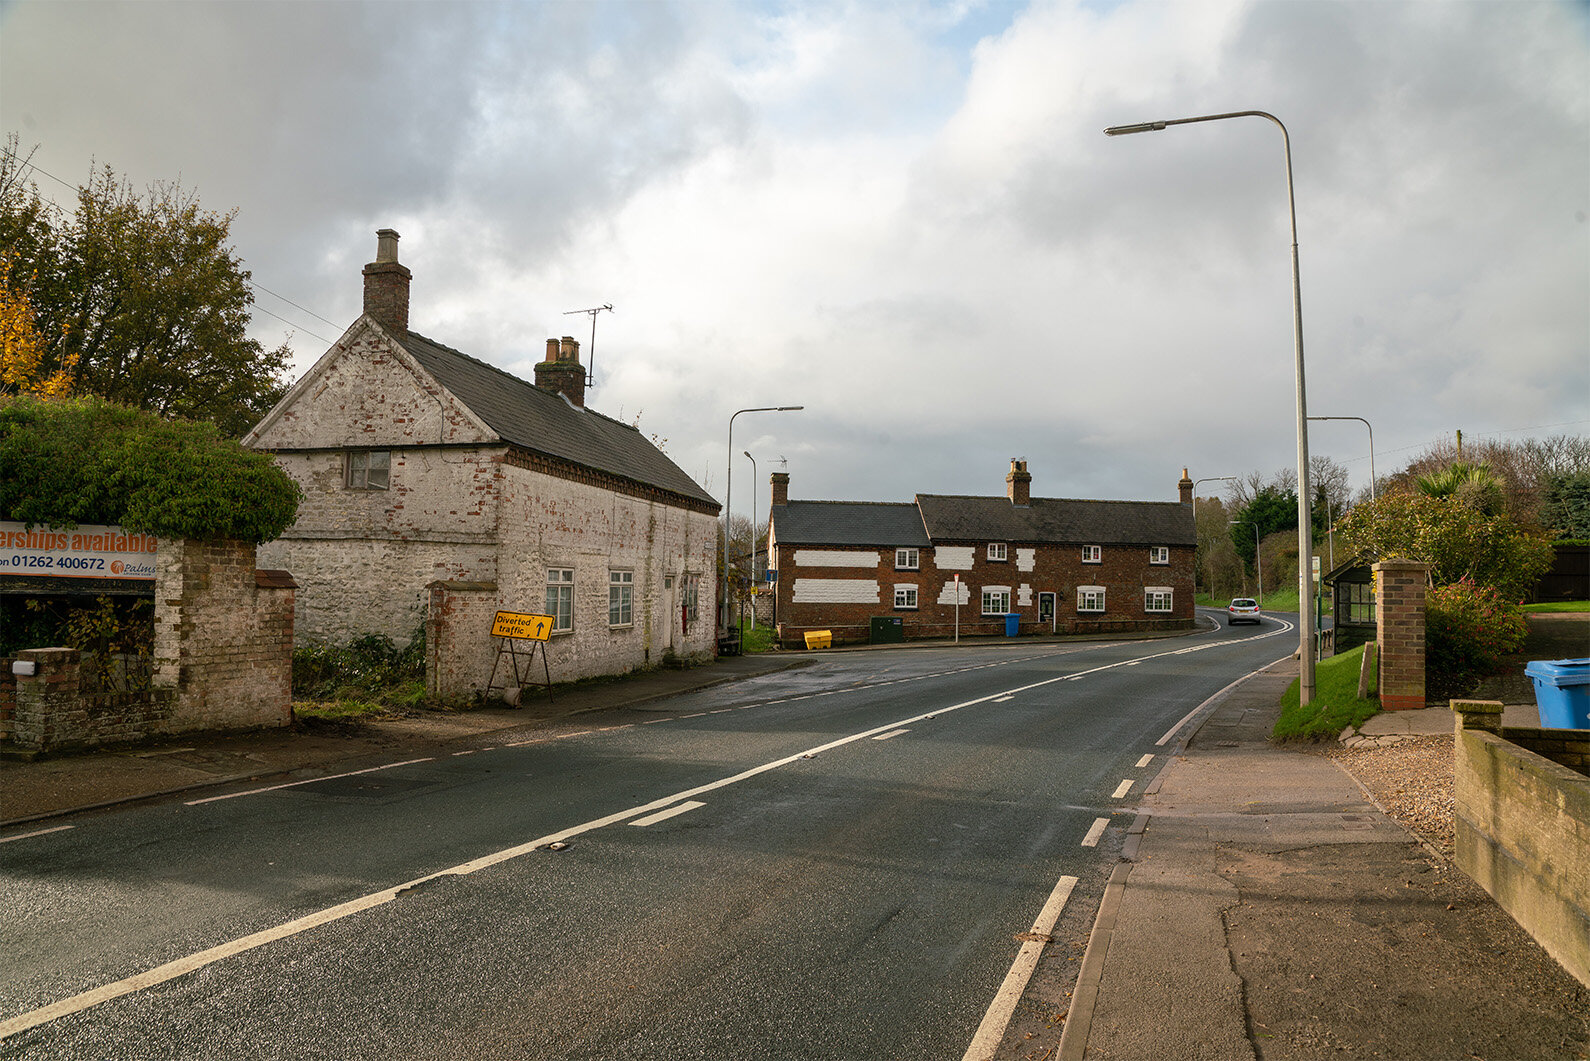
[767,461,1197,645]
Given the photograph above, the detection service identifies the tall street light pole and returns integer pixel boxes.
[725,406,802,638]
[1193,475,1237,598]
[1309,416,1376,502]
[1106,110,1315,704]
[743,450,757,630]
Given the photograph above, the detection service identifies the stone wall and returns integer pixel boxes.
[1452,700,1590,988]
[4,539,293,753]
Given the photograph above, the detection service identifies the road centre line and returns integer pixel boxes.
[184,759,436,806]
[630,801,705,827]
[9,637,1249,1040]
[0,824,74,844]
[1080,818,1110,848]
[961,874,1079,1061]
[871,729,909,741]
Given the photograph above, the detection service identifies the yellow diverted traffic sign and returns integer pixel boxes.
[491,611,555,642]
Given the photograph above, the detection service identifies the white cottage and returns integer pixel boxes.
[244,230,720,700]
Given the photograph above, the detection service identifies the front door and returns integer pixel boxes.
[1038,592,1056,631]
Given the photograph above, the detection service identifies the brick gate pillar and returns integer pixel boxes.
[1374,558,1431,711]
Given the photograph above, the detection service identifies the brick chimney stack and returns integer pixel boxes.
[534,335,587,407]
[770,471,790,508]
[1178,467,1195,505]
[1006,459,1031,506]
[362,228,411,334]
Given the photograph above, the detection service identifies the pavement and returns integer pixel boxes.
[5,630,1587,1059]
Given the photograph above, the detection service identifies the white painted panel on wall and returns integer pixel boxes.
[934,546,975,570]
[794,550,881,569]
[793,579,881,604]
[937,582,971,605]
[1016,548,1036,572]
[1018,584,1033,606]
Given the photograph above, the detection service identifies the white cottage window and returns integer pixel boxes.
[609,570,634,627]
[546,568,574,632]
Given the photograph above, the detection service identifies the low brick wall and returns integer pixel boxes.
[4,539,294,754]
[1452,700,1590,987]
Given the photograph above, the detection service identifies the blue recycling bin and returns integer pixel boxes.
[1005,613,1021,637]
[1523,658,1590,729]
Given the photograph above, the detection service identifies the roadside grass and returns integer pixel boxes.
[1525,600,1590,614]
[738,619,776,653]
[1196,587,1303,613]
[1273,643,1382,741]
[293,680,427,724]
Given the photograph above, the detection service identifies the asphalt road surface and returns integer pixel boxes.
[1,612,1296,1060]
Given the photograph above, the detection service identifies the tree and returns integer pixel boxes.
[1416,460,1505,516]
[0,263,73,398]
[1230,484,1297,569]
[1334,492,1552,602]
[0,137,291,436]
[1539,471,1590,540]
[0,395,300,543]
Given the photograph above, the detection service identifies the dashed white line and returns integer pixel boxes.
[1081,818,1110,848]
[0,825,74,844]
[1111,780,1134,799]
[630,801,705,827]
[184,758,436,806]
[1136,754,1154,769]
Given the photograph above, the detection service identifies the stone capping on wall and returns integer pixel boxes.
[1452,699,1590,988]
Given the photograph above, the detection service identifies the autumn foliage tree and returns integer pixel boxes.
[0,263,73,398]
[0,137,290,436]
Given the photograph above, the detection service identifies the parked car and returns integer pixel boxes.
[1227,598,1262,625]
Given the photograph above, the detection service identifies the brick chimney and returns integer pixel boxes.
[362,228,411,334]
[1178,467,1194,505]
[770,471,790,508]
[534,335,587,407]
[1006,459,1031,506]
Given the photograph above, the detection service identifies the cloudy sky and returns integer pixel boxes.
[3,0,1586,518]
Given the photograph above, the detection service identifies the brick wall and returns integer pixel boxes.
[1374,559,1430,710]
[772,541,1195,645]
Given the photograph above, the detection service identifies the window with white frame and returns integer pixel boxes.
[681,574,700,628]
[895,547,920,570]
[1145,587,1173,612]
[1082,545,1102,564]
[345,449,391,490]
[1149,546,1170,565]
[608,570,634,626]
[982,587,1011,614]
[987,543,1008,561]
[894,585,918,610]
[1078,586,1106,612]
[546,568,574,632]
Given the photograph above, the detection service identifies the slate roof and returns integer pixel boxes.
[398,331,717,510]
[771,501,930,547]
[915,494,1196,547]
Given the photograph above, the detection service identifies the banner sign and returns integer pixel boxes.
[0,522,158,581]
[491,610,555,642]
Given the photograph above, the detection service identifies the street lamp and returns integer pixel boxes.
[743,450,757,630]
[1309,416,1376,502]
[1106,110,1315,703]
[1231,520,1263,605]
[725,406,802,638]
[1193,475,1237,598]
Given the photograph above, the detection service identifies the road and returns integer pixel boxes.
[1,611,1297,1059]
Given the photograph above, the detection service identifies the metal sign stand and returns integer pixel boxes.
[485,637,553,707]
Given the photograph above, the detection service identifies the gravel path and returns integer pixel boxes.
[1324,735,1456,854]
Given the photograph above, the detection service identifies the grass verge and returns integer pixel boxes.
[1273,643,1382,741]
[1525,600,1590,614]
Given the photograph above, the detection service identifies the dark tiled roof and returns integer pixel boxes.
[771,501,930,547]
[916,495,1195,546]
[398,331,717,510]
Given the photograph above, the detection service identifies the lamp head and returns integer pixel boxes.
[1104,121,1168,136]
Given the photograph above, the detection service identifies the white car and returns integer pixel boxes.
[1227,598,1262,626]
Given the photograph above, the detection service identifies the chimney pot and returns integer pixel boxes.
[1178,467,1195,505]
[1006,459,1032,506]
[770,471,790,508]
[362,228,412,334]
[535,335,587,407]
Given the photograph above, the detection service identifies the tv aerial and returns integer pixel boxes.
[563,303,613,387]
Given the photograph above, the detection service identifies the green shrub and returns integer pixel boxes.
[1426,578,1528,699]
[292,631,425,701]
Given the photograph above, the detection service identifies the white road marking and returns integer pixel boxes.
[1136,754,1154,768]
[1080,818,1110,848]
[961,875,1079,1061]
[630,801,705,827]
[871,729,909,741]
[992,695,1014,702]
[184,759,436,806]
[0,824,74,844]
[1112,780,1133,799]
